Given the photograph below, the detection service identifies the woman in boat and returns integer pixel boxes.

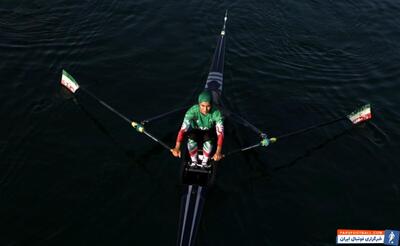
[171,91,224,167]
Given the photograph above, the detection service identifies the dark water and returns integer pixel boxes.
[1,0,400,245]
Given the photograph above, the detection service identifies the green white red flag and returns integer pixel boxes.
[61,70,80,93]
[347,104,372,124]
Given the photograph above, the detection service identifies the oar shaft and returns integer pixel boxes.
[141,106,189,125]
[225,109,267,138]
[82,88,132,124]
[143,130,171,150]
[233,113,265,137]
[224,143,260,157]
[224,116,348,159]
[276,116,346,140]
[80,87,172,150]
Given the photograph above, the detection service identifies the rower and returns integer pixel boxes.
[171,91,224,167]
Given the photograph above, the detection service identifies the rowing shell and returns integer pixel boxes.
[177,11,227,246]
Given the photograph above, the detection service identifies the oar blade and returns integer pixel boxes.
[347,104,372,124]
[61,69,80,93]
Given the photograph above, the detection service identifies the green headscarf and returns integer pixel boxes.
[198,91,212,104]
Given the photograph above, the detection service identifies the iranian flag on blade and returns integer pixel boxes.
[61,70,80,93]
[347,104,372,124]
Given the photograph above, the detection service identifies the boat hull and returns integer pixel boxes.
[177,11,227,246]
[177,185,207,246]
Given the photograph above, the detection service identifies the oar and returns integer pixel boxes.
[222,105,268,139]
[141,105,190,125]
[60,69,172,151]
[223,104,372,157]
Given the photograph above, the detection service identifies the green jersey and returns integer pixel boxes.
[176,105,224,145]
[183,105,223,130]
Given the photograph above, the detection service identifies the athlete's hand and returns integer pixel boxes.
[171,148,181,158]
[212,151,223,161]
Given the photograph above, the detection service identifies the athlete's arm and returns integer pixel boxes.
[171,108,194,158]
[213,111,224,161]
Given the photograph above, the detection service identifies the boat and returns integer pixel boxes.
[176,11,227,246]
[59,10,373,246]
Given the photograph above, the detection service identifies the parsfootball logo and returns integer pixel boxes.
[336,229,399,245]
